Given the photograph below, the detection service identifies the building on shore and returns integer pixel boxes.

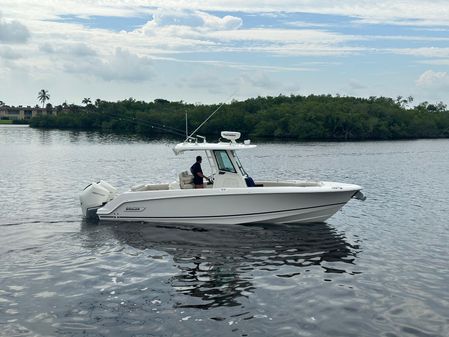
[0,106,56,121]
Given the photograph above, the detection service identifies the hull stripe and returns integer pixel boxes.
[99,201,347,220]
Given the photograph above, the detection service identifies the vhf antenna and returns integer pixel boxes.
[184,90,238,142]
[185,112,188,140]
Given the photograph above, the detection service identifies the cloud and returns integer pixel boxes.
[0,15,30,44]
[137,9,242,49]
[39,42,97,57]
[0,46,22,59]
[65,43,98,57]
[134,8,362,57]
[64,48,154,82]
[390,47,449,58]
[286,21,330,28]
[93,1,449,28]
[2,1,449,106]
[208,28,353,43]
[150,9,242,31]
[415,70,449,88]
[3,1,449,28]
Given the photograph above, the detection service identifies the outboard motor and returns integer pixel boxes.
[79,180,117,219]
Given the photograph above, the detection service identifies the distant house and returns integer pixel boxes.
[0,105,55,121]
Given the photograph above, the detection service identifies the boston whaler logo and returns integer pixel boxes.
[124,206,145,212]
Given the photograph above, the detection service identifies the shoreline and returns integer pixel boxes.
[15,124,449,142]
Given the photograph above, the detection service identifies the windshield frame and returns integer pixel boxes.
[232,151,248,176]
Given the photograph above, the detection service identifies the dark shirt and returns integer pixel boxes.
[190,162,203,185]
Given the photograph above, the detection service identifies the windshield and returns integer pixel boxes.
[214,150,236,173]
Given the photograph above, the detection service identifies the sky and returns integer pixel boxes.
[1,1,449,107]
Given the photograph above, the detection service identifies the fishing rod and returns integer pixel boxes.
[114,116,186,137]
[98,110,186,137]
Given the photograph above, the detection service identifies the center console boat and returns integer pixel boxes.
[80,131,365,224]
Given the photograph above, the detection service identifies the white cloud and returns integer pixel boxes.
[39,43,97,57]
[286,21,330,28]
[244,45,364,57]
[135,9,243,51]
[125,9,363,57]
[416,70,449,88]
[3,1,449,27]
[1,1,449,105]
[150,9,242,31]
[3,3,445,64]
[0,15,30,44]
[64,48,154,82]
[208,28,354,43]
[136,17,363,56]
[0,46,23,59]
[390,47,449,58]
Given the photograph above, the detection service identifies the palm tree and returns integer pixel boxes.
[38,89,50,108]
[82,97,91,106]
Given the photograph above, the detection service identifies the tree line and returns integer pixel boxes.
[28,94,449,140]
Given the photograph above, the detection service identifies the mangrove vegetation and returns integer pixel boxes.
[29,94,449,140]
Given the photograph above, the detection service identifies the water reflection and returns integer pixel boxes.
[68,131,81,143]
[81,221,360,310]
[38,129,53,144]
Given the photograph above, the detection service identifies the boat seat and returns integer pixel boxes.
[131,183,170,191]
[179,171,194,189]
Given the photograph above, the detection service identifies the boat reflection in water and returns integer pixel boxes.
[81,221,360,310]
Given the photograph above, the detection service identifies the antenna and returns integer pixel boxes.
[184,90,238,142]
[185,112,188,139]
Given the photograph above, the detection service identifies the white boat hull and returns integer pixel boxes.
[95,182,361,225]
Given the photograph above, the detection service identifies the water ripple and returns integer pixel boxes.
[1,127,449,337]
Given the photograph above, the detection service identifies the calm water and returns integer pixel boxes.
[1,125,448,337]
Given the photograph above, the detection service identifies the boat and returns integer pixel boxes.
[80,131,365,224]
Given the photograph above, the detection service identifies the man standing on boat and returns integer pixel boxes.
[191,156,210,188]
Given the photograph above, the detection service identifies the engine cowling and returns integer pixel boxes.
[79,181,117,218]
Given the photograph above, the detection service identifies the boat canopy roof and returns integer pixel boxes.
[173,141,256,155]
